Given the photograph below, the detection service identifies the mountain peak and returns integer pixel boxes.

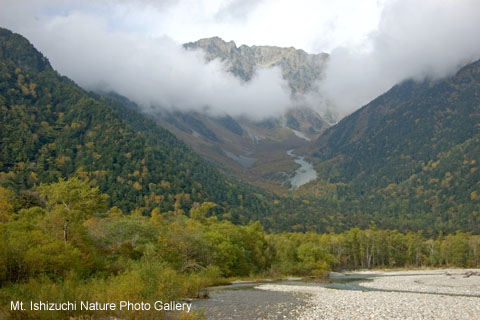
[184,36,328,94]
[188,36,237,52]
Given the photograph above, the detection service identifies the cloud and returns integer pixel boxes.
[214,0,263,22]
[0,1,292,121]
[1,0,479,120]
[0,0,385,53]
[319,0,480,114]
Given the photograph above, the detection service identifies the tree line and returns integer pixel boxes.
[1,178,478,319]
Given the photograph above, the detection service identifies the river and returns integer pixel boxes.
[191,270,480,319]
[286,149,318,189]
[190,276,372,319]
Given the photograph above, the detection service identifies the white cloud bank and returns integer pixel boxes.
[0,0,479,119]
[0,1,293,120]
[320,0,480,114]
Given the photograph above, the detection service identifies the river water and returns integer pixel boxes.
[191,281,310,319]
[287,149,318,189]
[191,272,480,319]
[191,276,372,320]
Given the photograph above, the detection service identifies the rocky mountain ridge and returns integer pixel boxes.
[184,36,329,94]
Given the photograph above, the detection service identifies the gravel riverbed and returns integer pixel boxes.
[191,282,310,319]
[256,269,480,320]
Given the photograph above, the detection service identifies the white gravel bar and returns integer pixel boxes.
[255,269,480,320]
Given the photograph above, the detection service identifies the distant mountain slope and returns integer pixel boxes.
[314,61,480,188]
[0,28,270,221]
[154,108,324,192]
[307,60,480,233]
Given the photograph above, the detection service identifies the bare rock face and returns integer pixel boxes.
[184,37,329,94]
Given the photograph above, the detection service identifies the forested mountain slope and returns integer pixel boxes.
[308,60,480,233]
[314,61,480,187]
[1,27,478,235]
[0,28,270,221]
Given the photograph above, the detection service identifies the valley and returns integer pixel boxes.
[152,37,334,192]
[0,9,479,318]
[155,109,321,192]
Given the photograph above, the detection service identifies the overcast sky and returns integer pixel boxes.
[0,0,386,53]
[1,0,479,119]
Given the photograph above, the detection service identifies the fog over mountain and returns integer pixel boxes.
[0,8,293,120]
[1,0,479,119]
[320,0,480,113]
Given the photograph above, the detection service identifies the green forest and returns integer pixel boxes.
[1,178,479,319]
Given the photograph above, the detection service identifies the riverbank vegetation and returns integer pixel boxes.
[1,178,479,319]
